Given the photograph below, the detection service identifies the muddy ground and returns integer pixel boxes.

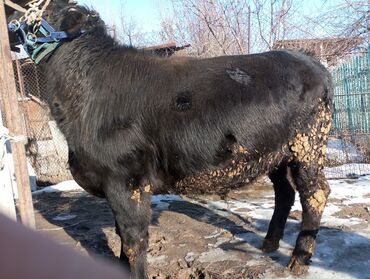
[32,177,370,279]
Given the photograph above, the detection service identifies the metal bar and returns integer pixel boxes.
[0,1,35,228]
[333,92,370,97]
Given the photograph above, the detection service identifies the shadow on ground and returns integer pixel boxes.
[33,191,370,279]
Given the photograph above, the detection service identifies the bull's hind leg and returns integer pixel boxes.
[262,163,295,252]
[287,164,330,274]
[104,177,152,279]
[286,98,332,274]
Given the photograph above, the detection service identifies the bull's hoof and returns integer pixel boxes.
[261,238,279,253]
[287,256,309,275]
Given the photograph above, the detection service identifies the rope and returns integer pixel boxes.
[5,0,52,27]
[0,133,27,172]
[0,128,27,171]
[0,127,27,144]
[23,0,51,26]
[6,135,28,143]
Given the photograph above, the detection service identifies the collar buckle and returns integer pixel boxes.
[8,18,80,64]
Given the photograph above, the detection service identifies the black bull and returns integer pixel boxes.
[7,3,333,278]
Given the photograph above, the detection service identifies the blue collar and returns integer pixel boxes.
[9,19,85,64]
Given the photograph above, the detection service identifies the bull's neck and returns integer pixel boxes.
[41,31,146,75]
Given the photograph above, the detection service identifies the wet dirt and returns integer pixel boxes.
[334,204,370,221]
[32,178,274,278]
[32,177,370,279]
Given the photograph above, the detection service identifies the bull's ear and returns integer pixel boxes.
[60,8,84,33]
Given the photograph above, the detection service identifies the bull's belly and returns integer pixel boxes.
[171,151,288,196]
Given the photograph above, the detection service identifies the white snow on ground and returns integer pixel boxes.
[32,180,82,195]
[197,175,370,279]
[326,139,364,163]
[152,195,183,210]
[329,176,370,205]
[149,175,370,278]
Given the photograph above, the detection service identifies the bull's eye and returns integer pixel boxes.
[90,12,98,17]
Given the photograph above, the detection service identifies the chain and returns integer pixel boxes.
[23,0,51,27]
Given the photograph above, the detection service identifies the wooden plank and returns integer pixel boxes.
[0,1,35,228]
[4,0,26,13]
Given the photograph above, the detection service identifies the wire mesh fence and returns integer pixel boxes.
[8,59,72,185]
[325,49,370,178]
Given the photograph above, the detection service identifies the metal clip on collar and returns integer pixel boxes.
[8,19,71,64]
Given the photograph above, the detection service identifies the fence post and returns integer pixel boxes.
[0,1,35,228]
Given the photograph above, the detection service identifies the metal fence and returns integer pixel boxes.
[325,50,370,178]
[10,59,72,185]
[331,50,369,134]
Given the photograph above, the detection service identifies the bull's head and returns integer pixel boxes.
[5,0,74,48]
[5,0,29,48]
[51,5,105,37]
[6,1,106,63]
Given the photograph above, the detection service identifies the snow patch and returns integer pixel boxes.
[52,213,77,221]
[151,195,182,210]
[147,254,168,265]
[32,180,82,195]
[328,176,370,204]
[198,248,241,263]
[326,139,364,163]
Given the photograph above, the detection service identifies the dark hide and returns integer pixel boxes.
[23,5,334,278]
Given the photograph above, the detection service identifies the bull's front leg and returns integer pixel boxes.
[288,164,330,275]
[104,177,152,279]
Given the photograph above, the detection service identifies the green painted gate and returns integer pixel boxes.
[330,49,369,134]
[325,49,370,178]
